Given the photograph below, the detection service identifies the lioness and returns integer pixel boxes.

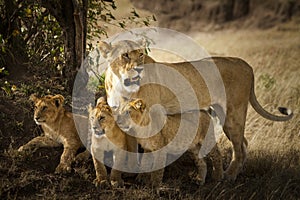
[18,94,88,173]
[88,97,128,188]
[116,99,225,187]
[99,40,293,181]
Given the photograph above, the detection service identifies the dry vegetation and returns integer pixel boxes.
[1,27,299,199]
[1,0,299,198]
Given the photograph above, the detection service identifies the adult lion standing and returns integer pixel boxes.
[98,40,293,181]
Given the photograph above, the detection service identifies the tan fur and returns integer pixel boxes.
[118,99,224,187]
[88,98,128,188]
[100,41,293,181]
[18,94,88,173]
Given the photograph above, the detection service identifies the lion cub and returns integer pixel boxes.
[88,97,129,188]
[18,94,88,173]
[117,99,224,187]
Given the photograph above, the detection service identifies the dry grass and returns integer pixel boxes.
[1,1,299,197]
[145,27,300,199]
[193,27,300,156]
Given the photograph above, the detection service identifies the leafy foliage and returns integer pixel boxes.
[0,0,155,78]
[87,0,156,51]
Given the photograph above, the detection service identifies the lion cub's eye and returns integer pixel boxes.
[99,116,105,121]
[42,106,47,111]
[122,53,130,61]
[125,110,131,115]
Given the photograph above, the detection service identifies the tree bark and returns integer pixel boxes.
[41,0,88,93]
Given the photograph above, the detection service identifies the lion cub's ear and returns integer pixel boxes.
[96,97,106,107]
[98,41,112,59]
[130,99,146,112]
[52,94,64,108]
[29,94,39,103]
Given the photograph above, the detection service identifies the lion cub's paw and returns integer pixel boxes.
[212,170,224,181]
[136,173,151,185]
[193,174,205,186]
[75,150,90,163]
[55,163,72,174]
[93,178,110,189]
[16,146,33,158]
[111,179,124,188]
[17,145,33,154]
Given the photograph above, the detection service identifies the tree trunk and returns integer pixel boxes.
[41,0,88,93]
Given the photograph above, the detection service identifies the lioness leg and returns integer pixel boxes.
[18,136,60,153]
[55,146,78,173]
[223,111,247,181]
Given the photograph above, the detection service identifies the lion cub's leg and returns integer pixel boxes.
[209,144,224,181]
[110,148,126,188]
[149,151,167,188]
[126,135,139,171]
[189,146,207,185]
[75,150,91,163]
[55,144,79,174]
[91,149,109,188]
[18,136,60,154]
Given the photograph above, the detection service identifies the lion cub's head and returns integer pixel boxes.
[30,94,65,125]
[89,97,115,137]
[116,99,152,136]
[99,40,146,93]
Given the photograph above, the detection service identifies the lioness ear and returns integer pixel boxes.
[29,94,38,103]
[98,41,112,59]
[52,94,64,108]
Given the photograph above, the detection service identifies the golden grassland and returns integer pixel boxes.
[193,27,300,157]
[149,26,300,165]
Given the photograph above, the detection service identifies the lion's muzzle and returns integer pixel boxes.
[124,75,141,87]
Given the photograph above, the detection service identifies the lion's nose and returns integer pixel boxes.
[35,117,40,121]
[133,67,143,73]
